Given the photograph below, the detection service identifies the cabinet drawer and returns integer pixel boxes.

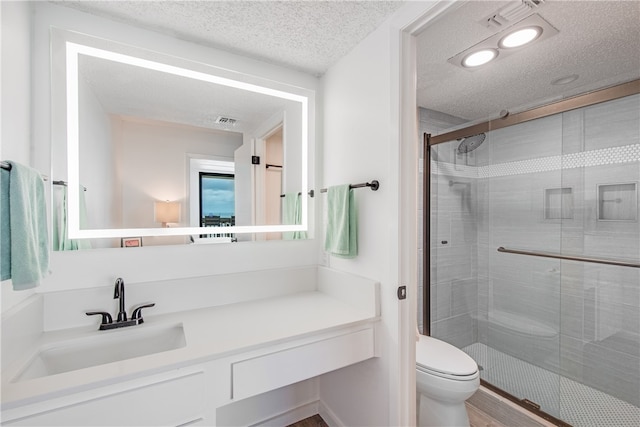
[5,371,205,426]
[231,328,374,400]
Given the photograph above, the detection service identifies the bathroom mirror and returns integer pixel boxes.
[51,30,313,247]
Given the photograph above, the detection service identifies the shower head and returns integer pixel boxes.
[457,133,486,154]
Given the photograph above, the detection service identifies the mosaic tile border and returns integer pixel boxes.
[431,143,640,179]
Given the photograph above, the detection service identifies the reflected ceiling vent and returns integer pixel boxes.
[479,0,546,30]
[214,116,237,126]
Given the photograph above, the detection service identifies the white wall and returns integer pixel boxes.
[319,2,438,425]
[1,1,31,164]
[216,379,320,426]
[320,19,394,427]
[1,1,36,311]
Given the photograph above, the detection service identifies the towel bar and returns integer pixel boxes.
[280,180,380,198]
[320,180,380,193]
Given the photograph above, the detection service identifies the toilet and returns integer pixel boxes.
[416,335,480,427]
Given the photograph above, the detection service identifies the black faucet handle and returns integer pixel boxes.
[86,311,113,325]
[131,303,156,322]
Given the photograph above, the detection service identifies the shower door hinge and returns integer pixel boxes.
[397,286,407,300]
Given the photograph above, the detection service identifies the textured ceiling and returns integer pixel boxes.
[57,0,403,132]
[59,0,640,134]
[54,0,404,76]
[416,0,640,129]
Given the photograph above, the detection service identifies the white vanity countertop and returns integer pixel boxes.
[1,289,379,409]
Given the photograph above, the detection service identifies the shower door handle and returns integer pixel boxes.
[497,247,640,268]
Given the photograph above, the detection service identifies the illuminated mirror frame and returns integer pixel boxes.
[65,41,309,239]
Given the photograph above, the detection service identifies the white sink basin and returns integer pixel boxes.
[12,323,186,382]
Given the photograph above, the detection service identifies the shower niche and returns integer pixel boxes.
[544,187,574,220]
[597,183,638,221]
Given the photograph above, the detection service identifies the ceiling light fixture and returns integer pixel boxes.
[499,26,543,48]
[449,14,558,71]
[462,49,498,68]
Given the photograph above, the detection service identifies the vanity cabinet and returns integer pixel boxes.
[2,325,376,426]
[231,327,374,400]
[3,369,207,426]
[1,268,380,426]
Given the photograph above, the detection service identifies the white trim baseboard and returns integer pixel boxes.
[250,400,320,427]
[317,399,344,427]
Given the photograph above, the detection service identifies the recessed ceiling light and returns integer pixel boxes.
[499,26,543,49]
[462,49,498,68]
[551,74,579,85]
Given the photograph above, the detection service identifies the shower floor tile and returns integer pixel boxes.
[463,343,640,427]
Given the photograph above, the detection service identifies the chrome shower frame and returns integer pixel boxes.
[429,79,640,146]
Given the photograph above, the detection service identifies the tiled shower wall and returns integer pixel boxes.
[419,108,479,345]
[423,93,640,407]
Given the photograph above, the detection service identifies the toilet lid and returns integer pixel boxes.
[416,336,478,377]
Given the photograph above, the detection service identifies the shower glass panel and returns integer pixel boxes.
[425,93,640,427]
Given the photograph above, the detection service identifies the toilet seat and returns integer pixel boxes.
[416,336,479,381]
[417,363,479,381]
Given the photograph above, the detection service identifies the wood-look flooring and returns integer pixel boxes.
[287,414,329,427]
[467,402,508,427]
[287,404,505,427]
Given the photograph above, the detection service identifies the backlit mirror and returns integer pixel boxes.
[51,30,313,249]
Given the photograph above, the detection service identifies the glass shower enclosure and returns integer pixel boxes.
[423,84,640,426]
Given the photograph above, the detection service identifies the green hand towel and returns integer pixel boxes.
[282,193,297,240]
[1,168,10,281]
[1,161,49,289]
[282,193,307,240]
[53,186,91,250]
[324,184,357,258]
[293,193,307,240]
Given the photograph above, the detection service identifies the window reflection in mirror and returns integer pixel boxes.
[200,173,235,228]
[51,30,312,249]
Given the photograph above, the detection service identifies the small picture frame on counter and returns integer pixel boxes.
[121,237,142,248]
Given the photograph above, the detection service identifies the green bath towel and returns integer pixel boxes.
[324,184,357,258]
[0,161,49,289]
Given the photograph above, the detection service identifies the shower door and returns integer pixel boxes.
[424,88,640,427]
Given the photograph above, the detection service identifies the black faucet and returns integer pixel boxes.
[86,277,155,330]
[114,277,127,322]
